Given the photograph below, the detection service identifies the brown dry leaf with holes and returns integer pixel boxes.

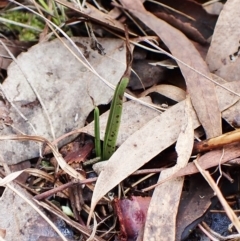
[120,0,221,139]
[206,0,240,81]
[1,37,127,164]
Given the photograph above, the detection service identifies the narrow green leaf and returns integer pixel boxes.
[102,77,129,160]
[94,106,101,158]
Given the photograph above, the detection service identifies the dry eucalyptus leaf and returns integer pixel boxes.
[214,77,240,127]
[120,0,221,139]
[144,96,194,241]
[206,0,240,81]
[1,37,127,164]
[215,81,240,112]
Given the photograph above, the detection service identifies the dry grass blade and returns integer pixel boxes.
[143,40,240,98]
[0,167,55,186]
[87,213,97,241]
[147,0,196,21]
[120,0,221,138]
[0,135,85,181]
[194,158,240,233]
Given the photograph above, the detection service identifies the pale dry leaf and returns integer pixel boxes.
[89,80,240,223]
[0,184,63,241]
[214,79,239,111]
[140,84,186,102]
[0,38,31,70]
[214,78,240,127]
[1,37,127,164]
[0,170,24,186]
[175,96,194,169]
[222,102,240,128]
[120,0,221,138]
[144,96,194,241]
[206,0,240,81]
[204,2,223,15]
[92,161,106,175]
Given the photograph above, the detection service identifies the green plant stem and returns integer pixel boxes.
[94,107,101,158]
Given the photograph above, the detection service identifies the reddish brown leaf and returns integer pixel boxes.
[64,142,93,165]
[113,196,151,241]
[0,0,9,8]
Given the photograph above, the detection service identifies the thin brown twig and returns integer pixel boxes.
[34,177,98,200]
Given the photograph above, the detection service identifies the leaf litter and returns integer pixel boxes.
[1,0,240,240]
[120,0,221,139]
[0,37,127,164]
